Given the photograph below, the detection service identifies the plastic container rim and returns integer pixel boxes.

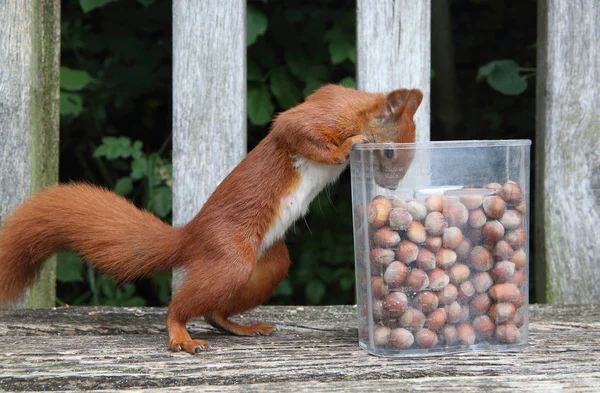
[353,139,532,151]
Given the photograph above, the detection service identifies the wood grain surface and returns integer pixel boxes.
[0,304,598,392]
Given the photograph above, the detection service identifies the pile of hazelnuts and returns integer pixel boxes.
[365,181,527,351]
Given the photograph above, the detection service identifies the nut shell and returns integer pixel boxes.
[482,196,506,219]
[442,325,459,345]
[374,227,401,248]
[388,207,413,231]
[415,328,438,348]
[396,240,419,264]
[468,208,487,228]
[425,236,443,253]
[425,212,446,236]
[483,220,505,242]
[495,323,521,344]
[436,283,458,305]
[444,203,469,227]
[506,229,527,249]
[405,268,430,291]
[383,261,408,288]
[389,328,415,349]
[472,271,494,293]
[449,263,471,285]
[442,227,463,249]
[491,261,516,283]
[493,240,514,261]
[457,323,476,345]
[425,195,444,212]
[499,181,523,204]
[457,280,476,304]
[470,246,494,272]
[368,197,392,228]
[370,248,396,275]
[371,276,390,299]
[383,291,409,317]
[509,248,527,269]
[414,291,439,314]
[428,268,450,291]
[499,210,522,230]
[473,315,495,339]
[399,308,426,331]
[406,200,428,221]
[436,248,457,269]
[373,325,391,347]
[407,221,427,244]
[445,301,462,324]
[470,293,492,315]
[460,194,484,210]
[415,248,437,271]
[488,283,520,302]
[489,302,516,323]
[455,239,473,262]
[426,308,447,330]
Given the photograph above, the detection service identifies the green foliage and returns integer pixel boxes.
[477,59,529,96]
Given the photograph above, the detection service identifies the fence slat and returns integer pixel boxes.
[356,0,431,141]
[0,0,60,308]
[536,0,600,303]
[172,1,246,291]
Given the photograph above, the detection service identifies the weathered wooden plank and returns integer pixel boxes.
[535,1,600,303]
[0,305,598,392]
[0,0,60,307]
[356,0,431,141]
[171,0,246,291]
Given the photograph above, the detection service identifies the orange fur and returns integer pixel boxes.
[0,84,423,353]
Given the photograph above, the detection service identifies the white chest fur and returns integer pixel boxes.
[257,156,347,259]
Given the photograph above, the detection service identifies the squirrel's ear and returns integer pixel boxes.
[383,88,423,120]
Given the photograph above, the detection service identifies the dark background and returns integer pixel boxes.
[56,0,537,307]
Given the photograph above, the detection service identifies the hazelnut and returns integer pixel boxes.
[483,220,505,242]
[442,325,459,346]
[489,302,516,323]
[465,227,484,244]
[493,240,514,261]
[445,301,462,324]
[511,269,527,288]
[442,227,463,250]
[415,248,437,271]
[506,229,527,249]
[472,271,494,293]
[470,293,492,315]
[499,181,523,204]
[389,328,415,349]
[383,261,408,288]
[372,299,385,322]
[458,281,476,304]
[415,328,438,348]
[495,323,520,344]
[414,291,439,314]
[455,239,473,262]
[460,194,484,210]
[436,283,458,305]
[381,318,398,329]
[406,221,427,244]
[499,210,522,231]
[425,195,444,212]
[424,212,446,236]
[457,323,476,345]
[405,268,430,291]
[426,308,447,330]
[488,283,520,302]
[406,200,428,221]
[470,246,494,272]
[368,197,392,228]
[373,325,391,347]
[388,207,413,231]
[482,196,506,219]
[383,291,409,317]
[436,248,457,269]
[491,261,516,283]
[369,248,396,275]
[391,197,408,209]
[374,227,401,248]
[425,236,443,253]
[399,308,426,331]
[468,208,487,229]
[515,199,527,214]
[473,315,495,340]
[510,311,525,328]
[484,182,502,193]
[371,276,390,299]
[509,248,527,269]
[443,203,469,227]
[428,268,450,291]
[449,264,471,285]
[512,291,526,309]
[396,240,419,264]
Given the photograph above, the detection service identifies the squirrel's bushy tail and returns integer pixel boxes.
[0,183,183,305]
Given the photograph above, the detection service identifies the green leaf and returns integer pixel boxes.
[248,60,262,81]
[303,78,325,98]
[60,92,83,116]
[79,0,119,13]
[305,279,326,304]
[60,67,94,91]
[339,77,356,88]
[114,177,133,195]
[477,59,527,95]
[285,49,310,79]
[247,6,268,46]
[329,40,355,64]
[273,279,293,296]
[130,157,148,180]
[269,67,302,109]
[248,82,275,125]
[93,136,136,160]
[137,0,155,7]
[150,187,172,217]
[56,252,84,283]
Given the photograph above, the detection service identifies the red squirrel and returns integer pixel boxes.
[0,84,423,354]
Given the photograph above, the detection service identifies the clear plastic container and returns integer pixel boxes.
[350,140,531,357]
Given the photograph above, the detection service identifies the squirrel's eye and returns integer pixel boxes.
[383,148,394,159]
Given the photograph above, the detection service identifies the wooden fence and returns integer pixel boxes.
[0,1,598,306]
